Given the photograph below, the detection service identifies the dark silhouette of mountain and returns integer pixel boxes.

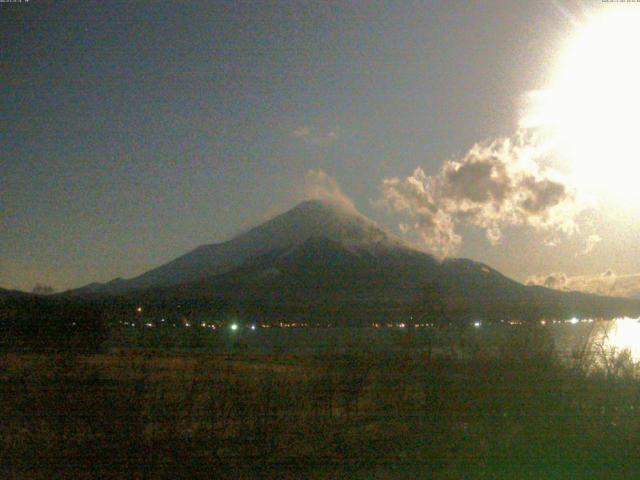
[68,200,640,323]
[143,241,639,323]
[0,287,30,300]
[69,200,411,295]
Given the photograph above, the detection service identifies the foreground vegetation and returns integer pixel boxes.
[3,325,640,479]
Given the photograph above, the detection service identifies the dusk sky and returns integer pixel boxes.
[3,0,640,293]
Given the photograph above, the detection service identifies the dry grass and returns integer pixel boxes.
[3,330,640,478]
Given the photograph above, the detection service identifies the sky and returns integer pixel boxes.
[3,0,640,293]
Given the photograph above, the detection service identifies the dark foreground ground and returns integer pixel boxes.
[2,326,640,479]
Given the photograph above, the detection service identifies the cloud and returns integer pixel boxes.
[526,272,569,290]
[379,133,581,257]
[231,170,358,239]
[381,167,462,256]
[291,126,311,138]
[304,169,358,215]
[579,234,602,256]
[291,125,340,146]
[526,269,640,299]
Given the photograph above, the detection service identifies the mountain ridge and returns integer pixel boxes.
[68,200,415,295]
[64,200,640,323]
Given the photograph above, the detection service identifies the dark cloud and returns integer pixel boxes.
[520,177,567,214]
[380,135,580,256]
[443,156,511,204]
[526,272,568,290]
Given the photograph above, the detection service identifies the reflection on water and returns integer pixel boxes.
[603,317,640,361]
[554,317,640,364]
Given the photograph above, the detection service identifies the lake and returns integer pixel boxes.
[120,316,640,360]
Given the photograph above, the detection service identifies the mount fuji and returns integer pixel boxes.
[68,200,640,324]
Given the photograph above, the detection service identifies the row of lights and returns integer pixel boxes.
[133,307,595,330]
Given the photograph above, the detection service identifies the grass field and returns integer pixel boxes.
[3,325,640,479]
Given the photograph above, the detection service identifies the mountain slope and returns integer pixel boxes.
[70,200,640,323]
[0,287,31,301]
[70,200,409,295]
[132,235,640,324]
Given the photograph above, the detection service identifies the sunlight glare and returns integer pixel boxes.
[524,8,640,197]
[605,317,640,362]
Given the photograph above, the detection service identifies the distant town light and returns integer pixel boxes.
[569,317,579,325]
[473,321,481,328]
[540,320,546,326]
[136,306,143,313]
[231,323,239,331]
[250,325,256,331]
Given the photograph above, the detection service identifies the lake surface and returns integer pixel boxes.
[127,317,640,359]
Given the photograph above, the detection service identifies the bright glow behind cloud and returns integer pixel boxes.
[522,7,640,198]
[381,6,640,256]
